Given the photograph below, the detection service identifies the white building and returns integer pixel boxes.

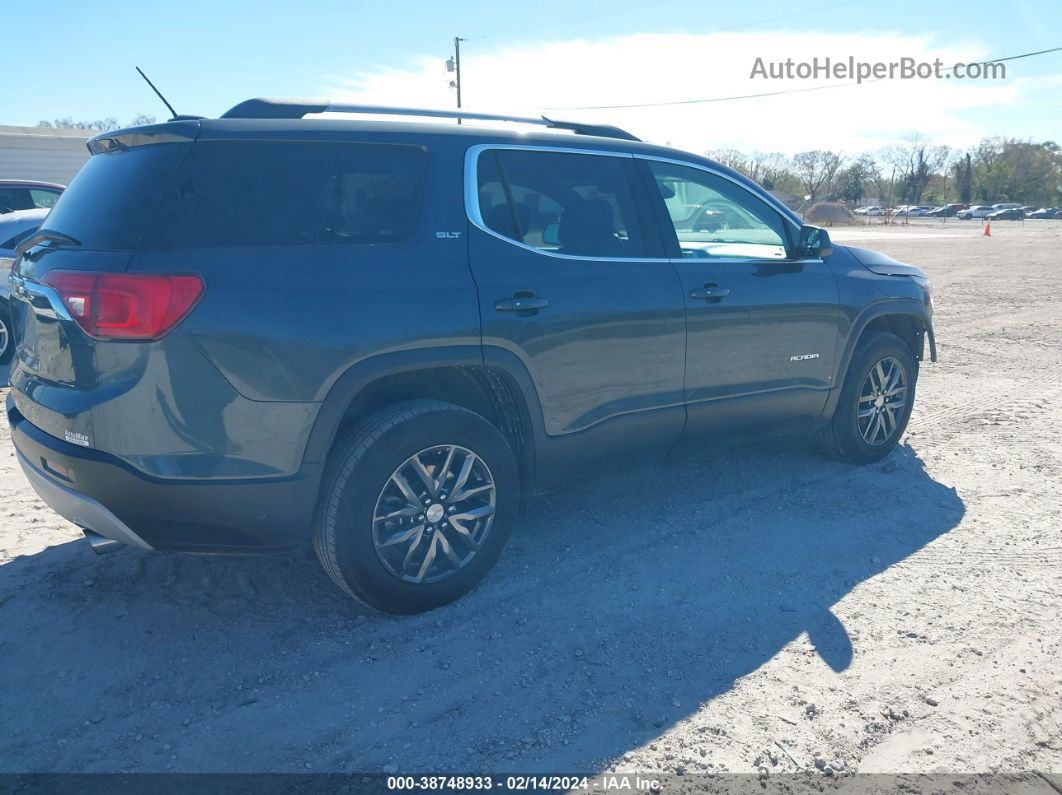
[0,125,91,186]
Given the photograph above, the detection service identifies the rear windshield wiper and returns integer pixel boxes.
[15,230,82,257]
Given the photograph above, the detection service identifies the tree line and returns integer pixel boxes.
[36,115,156,132]
[709,136,1062,208]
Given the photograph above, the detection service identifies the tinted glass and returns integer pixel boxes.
[648,162,789,260]
[144,141,426,249]
[478,149,646,258]
[40,143,191,250]
[0,188,34,212]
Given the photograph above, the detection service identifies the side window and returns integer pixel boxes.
[0,188,33,212]
[477,149,647,258]
[29,189,61,209]
[145,141,426,249]
[646,162,789,260]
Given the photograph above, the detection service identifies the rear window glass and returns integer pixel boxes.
[40,143,191,250]
[143,141,427,249]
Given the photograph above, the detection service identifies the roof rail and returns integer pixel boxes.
[218,99,641,142]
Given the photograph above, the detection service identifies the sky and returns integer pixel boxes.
[4,0,1060,156]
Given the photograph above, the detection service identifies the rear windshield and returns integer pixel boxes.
[41,143,191,251]
[142,141,427,249]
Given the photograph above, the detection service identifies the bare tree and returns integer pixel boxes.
[746,152,791,190]
[881,135,950,204]
[707,149,749,172]
[791,150,844,202]
[36,114,155,132]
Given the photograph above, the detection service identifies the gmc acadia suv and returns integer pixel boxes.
[6,100,936,613]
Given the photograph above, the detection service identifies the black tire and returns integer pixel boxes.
[313,400,519,614]
[0,301,13,365]
[818,331,917,464]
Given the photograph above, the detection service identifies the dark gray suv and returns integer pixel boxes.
[6,100,936,613]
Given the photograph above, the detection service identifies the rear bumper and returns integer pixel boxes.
[16,448,153,550]
[8,397,323,552]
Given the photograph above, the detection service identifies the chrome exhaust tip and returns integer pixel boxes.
[83,529,122,555]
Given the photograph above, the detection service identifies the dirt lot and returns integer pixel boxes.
[1,219,1060,779]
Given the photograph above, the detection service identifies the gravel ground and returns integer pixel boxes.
[1,219,1060,780]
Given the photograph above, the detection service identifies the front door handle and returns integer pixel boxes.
[689,283,730,302]
[495,295,549,314]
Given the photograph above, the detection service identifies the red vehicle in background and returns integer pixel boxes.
[0,180,65,214]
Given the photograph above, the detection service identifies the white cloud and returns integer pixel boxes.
[324,31,1034,155]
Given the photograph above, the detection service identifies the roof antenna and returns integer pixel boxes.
[135,66,178,120]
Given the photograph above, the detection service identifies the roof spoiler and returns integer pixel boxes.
[218,98,640,142]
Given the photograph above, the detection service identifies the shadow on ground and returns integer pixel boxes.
[0,438,963,773]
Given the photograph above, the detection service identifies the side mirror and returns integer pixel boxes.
[798,225,832,259]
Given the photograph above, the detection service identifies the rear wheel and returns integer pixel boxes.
[313,400,519,614]
[818,332,917,464]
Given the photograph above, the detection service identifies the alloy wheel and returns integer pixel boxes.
[372,445,496,584]
[857,356,908,445]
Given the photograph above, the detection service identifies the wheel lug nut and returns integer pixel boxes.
[448,506,456,513]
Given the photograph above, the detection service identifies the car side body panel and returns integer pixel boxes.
[6,116,936,554]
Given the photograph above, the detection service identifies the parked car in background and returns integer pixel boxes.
[0,208,50,363]
[991,203,1023,211]
[4,101,936,613]
[854,206,882,216]
[893,206,931,217]
[926,205,958,217]
[987,207,1025,221]
[956,205,995,219]
[0,180,64,214]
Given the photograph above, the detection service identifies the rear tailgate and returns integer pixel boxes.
[8,123,198,444]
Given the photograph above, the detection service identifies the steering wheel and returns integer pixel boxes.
[691,200,728,233]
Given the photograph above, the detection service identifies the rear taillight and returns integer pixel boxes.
[41,270,204,341]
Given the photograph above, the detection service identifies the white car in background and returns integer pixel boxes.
[893,206,932,217]
[956,205,995,219]
[0,207,50,363]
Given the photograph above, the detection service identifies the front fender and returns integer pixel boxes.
[822,298,935,420]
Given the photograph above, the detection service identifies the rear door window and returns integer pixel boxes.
[143,141,427,249]
[477,149,648,258]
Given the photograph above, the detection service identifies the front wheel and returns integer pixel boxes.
[0,301,13,365]
[313,400,519,614]
[818,332,918,464]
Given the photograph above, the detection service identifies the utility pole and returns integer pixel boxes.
[453,37,464,124]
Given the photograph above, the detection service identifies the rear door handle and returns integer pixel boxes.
[689,284,730,302]
[495,296,549,313]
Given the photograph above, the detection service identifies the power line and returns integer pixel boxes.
[543,45,1062,110]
